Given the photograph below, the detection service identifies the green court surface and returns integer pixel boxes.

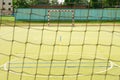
[0,24,120,80]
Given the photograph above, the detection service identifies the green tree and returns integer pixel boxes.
[64,0,80,6]
[91,0,104,8]
[106,0,120,7]
[106,0,114,7]
[91,0,98,8]
[13,0,30,8]
[13,0,49,8]
[51,0,58,5]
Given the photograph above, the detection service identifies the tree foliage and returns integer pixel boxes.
[13,0,49,8]
[64,0,80,6]
[13,0,39,8]
[13,0,120,8]
[106,0,120,7]
[13,0,30,8]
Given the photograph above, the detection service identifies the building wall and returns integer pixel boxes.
[0,0,3,9]
[0,0,13,15]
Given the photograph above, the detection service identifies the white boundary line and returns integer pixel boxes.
[0,64,4,69]
[4,63,8,71]
[112,61,120,68]
[95,61,114,73]
[0,30,13,37]
[1,56,119,77]
[0,28,26,39]
[88,56,115,74]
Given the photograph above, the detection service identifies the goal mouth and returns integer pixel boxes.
[47,9,75,26]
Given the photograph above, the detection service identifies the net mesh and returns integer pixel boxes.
[0,0,120,80]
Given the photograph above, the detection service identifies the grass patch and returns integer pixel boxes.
[1,16,15,21]
[1,16,120,25]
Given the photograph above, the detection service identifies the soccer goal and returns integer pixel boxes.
[0,1,120,80]
[48,10,75,26]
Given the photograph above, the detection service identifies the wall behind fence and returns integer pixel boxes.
[15,8,120,21]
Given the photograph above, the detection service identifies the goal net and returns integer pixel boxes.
[0,1,120,80]
[48,10,74,26]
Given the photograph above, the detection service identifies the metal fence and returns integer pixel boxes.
[15,8,120,21]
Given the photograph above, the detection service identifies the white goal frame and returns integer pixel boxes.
[48,10,75,26]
